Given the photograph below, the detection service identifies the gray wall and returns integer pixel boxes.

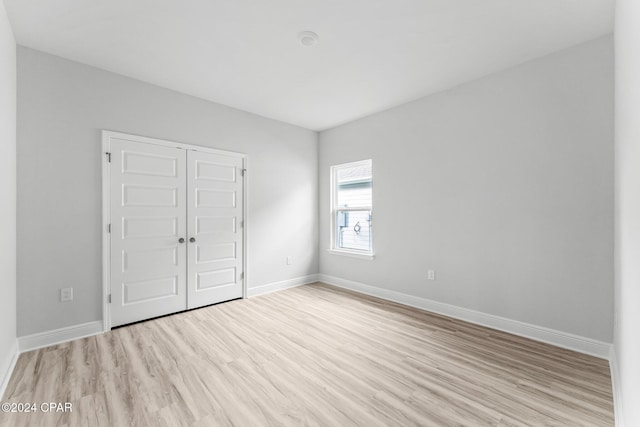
[17,47,318,337]
[0,1,17,388]
[319,36,614,342]
[615,0,640,424]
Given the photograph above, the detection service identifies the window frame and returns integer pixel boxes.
[328,159,375,260]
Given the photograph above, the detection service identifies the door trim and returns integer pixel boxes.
[102,130,248,332]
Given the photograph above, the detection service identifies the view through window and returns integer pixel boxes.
[331,160,372,254]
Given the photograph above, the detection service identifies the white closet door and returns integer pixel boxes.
[187,150,244,309]
[110,139,187,327]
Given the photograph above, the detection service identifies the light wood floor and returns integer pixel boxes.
[1,283,613,426]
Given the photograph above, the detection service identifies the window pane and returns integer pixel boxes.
[336,210,372,251]
[337,162,372,208]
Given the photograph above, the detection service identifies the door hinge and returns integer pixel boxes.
[240,220,244,228]
[108,294,112,303]
[240,168,246,176]
[240,272,244,280]
[105,152,111,163]
[107,223,111,233]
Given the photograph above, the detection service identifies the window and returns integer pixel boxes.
[330,159,373,259]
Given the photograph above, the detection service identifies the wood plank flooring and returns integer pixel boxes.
[1,283,613,426]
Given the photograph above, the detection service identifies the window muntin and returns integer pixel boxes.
[331,160,373,254]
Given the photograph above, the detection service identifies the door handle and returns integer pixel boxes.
[189,237,196,243]
[178,238,185,244]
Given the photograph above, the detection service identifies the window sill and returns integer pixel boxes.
[327,249,375,261]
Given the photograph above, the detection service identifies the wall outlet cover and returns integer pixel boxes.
[61,287,73,302]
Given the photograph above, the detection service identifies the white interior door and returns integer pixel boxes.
[109,139,187,327]
[187,150,244,309]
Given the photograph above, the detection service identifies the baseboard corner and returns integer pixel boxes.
[609,346,624,427]
[247,274,319,297]
[0,339,19,400]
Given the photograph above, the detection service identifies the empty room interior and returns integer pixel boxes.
[1,0,639,426]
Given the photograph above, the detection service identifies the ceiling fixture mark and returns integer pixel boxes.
[298,31,319,47]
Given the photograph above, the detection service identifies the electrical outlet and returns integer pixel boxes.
[427,270,436,280]
[60,287,73,302]
[286,256,293,265]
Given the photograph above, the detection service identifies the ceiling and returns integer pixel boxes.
[4,0,614,131]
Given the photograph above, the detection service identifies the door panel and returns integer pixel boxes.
[196,189,236,207]
[123,276,178,304]
[110,139,187,327]
[122,217,178,239]
[197,242,236,263]
[123,185,178,207]
[187,150,244,309]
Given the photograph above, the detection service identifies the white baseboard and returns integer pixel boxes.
[318,274,612,359]
[18,321,103,353]
[0,339,19,400]
[247,274,319,297]
[610,346,623,427]
[16,276,319,353]
[5,276,619,423]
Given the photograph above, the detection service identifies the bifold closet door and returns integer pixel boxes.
[110,139,188,327]
[186,150,244,309]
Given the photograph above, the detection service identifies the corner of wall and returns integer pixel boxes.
[0,339,18,401]
[0,0,18,403]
